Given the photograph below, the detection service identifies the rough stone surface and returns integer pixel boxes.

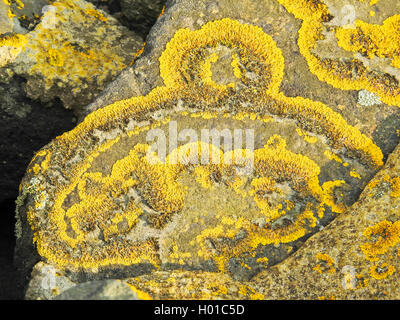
[0,76,76,204]
[86,0,166,39]
[86,141,399,300]
[16,0,400,299]
[24,262,76,300]
[1,0,143,115]
[248,142,400,299]
[53,279,140,300]
[1,0,144,300]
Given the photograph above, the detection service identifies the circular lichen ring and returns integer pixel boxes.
[159,18,285,96]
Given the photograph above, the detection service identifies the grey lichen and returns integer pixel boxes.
[358,89,382,107]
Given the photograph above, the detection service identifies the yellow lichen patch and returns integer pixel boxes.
[126,271,264,300]
[187,135,342,272]
[231,53,242,79]
[275,94,383,167]
[127,283,153,300]
[159,18,285,94]
[21,0,131,92]
[336,15,400,69]
[313,253,336,274]
[296,128,318,144]
[0,33,27,66]
[390,177,400,198]
[28,149,52,175]
[198,52,235,91]
[47,48,65,67]
[24,17,383,274]
[321,180,346,214]
[278,0,400,108]
[0,33,26,48]
[84,8,108,22]
[324,150,343,164]
[130,42,146,66]
[369,263,396,280]
[350,169,362,180]
[256,257,269,266]
[367,178,380,190]
[361,220,400,262]
[276,0,329,20]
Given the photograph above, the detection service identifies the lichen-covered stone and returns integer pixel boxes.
[16,0,400,299]
[73,142,397,300]
[1,0,143,114]
[248,141,400,300]
[86,0,166,39]
[125,270,265,300]
[24,262,75,300]
[53,279,141,300]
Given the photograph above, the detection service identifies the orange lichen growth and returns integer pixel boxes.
[369,263,396,280]
[278,0,400,108]
[313,253,336,274]
[317,295,336,300]
[24,18,383,272]
[361,220,400,262]
[130,42,146,66]
[158,5,165,18]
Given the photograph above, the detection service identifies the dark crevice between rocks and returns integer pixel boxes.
[0,77,77,299]
[0,199,20,300]
[372,112,400,162]
[87,0,167,40]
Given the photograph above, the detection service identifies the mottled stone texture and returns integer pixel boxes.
[1,0,143,115]
[13,0,400,299]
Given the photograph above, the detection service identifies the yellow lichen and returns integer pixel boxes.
[130,42,146,66]
[361,220,400,262]
[336,15,400,69]
[25,17,383,272]
[126,271,264,300]
[0,33,26,48]
[85,8,108,22]
[390,177,400,198]
[313,253,336,274]
[127,283,153,300]
[278,0,400,108]
[21,0,130,91]
[350,169,362,180]
[369,263,396,280]
[159,18,285,95]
